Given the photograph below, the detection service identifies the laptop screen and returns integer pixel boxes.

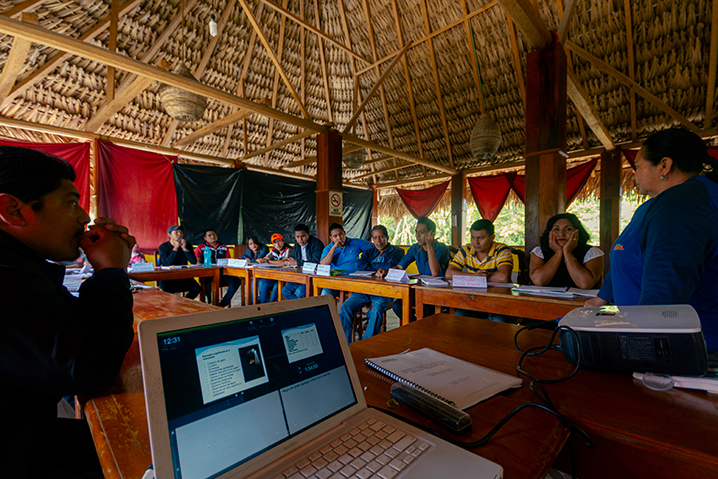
[155,303,358,479]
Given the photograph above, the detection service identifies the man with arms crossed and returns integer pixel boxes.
[378,217,450,322]
[0,146,135,478]
[339,225,403,343]
[319,223,372,297]
[282,223,324,300]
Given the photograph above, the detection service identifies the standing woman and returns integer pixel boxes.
[586,129,718,352]
[242,235,269,261]
[529,213,604,289]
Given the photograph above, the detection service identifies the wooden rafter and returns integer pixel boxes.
[255,0,371,65]
[263,0,290,167]
[0,12,38,102]
[0,0,43,18]
[243,130,314,161]
[705,0,718,130]
[173,110,253,148]
[421,0,454,169]
[0,0,143,110]
[165,0,237,149]
[283,144,362,169]
[299,0,306,163]
[106,0,119,102]
[86,0,199,133]
[342,41,412,134]
[237,0,310,119]
[219,2,264,156]
[461,0,484,113]
[313,0,333,124]
[505,15,526,109]
[557,0,577,45]
[565,40,698,131]
[353,162,411,180]
[356,1,498,77]
[623,0,637,139]
[566,69,615,150]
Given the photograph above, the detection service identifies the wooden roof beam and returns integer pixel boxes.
[0,0,143,110]
[105,0,119,102]
[85,0,199,133]
[242,130,314,161]
[312,0,333,124]
[342,41,412,134]
[0,15,327,132]
[421,0,454,169]
[565,40,698,131]
[237,0,311,119]
[173,109,253,148]
[461,0,484,113]
[0,0,43,18]
[622,0,637,140]
[164,0,237,149]
[506,15,526,109]
[263,0,290,166]
[353,162,412,180]
[0,12,38,102]
[557,0,577,45]
[356,1,498,76]
[256,0,372,65]
[282,144,362,169]
[705,0,718,130]
[498,0,615,149]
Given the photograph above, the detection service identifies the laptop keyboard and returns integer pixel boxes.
[278,418,431,479]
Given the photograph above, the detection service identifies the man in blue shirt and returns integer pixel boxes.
[339,225,404,344]
[282,224,324,300]
[320,223,372,297]
[377,217,450,322]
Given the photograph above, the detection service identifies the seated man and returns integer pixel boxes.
[0,146,135,477]
[445,219,515,322]
[282,224,324,300]
[319,223,372,297]
[256,233,293,303]
[194,228,240,307]
[157,225,201,299]
[339,225,404,344]
[378,217,450,322]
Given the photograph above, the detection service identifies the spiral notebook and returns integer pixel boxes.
[365,348,522,410]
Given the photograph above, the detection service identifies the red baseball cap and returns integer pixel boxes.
[271,233,284,243]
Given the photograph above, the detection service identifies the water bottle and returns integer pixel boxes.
[203,247,212,267]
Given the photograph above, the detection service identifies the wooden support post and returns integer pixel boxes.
[371,188,379,228]
[599,149,622,275]
[524,39,567,260]
[451,171,466,247]
[316,130,343,245]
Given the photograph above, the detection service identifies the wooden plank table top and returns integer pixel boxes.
[311,275,415,325]
[414,283,585,320]
[248,266,313,302]
[83,289,220,479]
[129,266,222,306]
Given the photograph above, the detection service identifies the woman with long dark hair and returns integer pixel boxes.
[586,128,718,352]
[529,213,604,289]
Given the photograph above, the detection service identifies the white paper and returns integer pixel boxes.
[452,274,487,289]
[349,270,375,277]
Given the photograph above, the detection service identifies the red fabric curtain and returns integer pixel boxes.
[467,172,516,221]
[621,148,638,169]
[709,147,718,160]
[96,140,178,253]
[396,181,450,219]
[0,140,91,211]
[510,160,596,206]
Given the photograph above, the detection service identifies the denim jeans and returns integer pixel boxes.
[339,293,393,344]
[257,279,279,303]
[282,282,306,300]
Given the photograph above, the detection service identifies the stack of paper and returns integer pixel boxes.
[512,285,598,299]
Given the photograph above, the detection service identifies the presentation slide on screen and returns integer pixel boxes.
[282,324,323,363]
[195,337,269,404]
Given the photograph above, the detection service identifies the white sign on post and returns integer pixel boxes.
[385,269,409,283]
[302,262,318,274]
[453,274,488,290]
[316,264,331,276]
[329,190,343,216]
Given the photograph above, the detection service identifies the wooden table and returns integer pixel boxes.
[249,266,312,303]
[83,289,220,479]
[414,284,585,320]
[312,275,414,325]
[129,266,222,306]
[220,266,252,305]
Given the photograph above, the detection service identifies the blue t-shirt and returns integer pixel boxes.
[320,238,373,273]
[356,244,404,272]
[598,176,718,351]
[397,241,450,277]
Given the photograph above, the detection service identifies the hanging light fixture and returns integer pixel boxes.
[343,149,367,169]
[470,114,502,160]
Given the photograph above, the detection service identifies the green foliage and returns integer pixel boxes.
[379,195,647,247]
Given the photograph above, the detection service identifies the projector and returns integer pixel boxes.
[559,305,708,376]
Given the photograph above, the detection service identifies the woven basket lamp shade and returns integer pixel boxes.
[343,149,367,169]
[470,114,502,160]
[158,63,208,122]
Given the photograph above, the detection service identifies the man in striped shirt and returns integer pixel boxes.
[446,219,513,283]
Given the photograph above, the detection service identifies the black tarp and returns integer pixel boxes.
[174,166,373,245]
[173,164,243,245]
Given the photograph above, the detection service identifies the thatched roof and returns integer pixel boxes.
[0,0,715,189]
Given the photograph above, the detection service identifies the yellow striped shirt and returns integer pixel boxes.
[449,242,513,274]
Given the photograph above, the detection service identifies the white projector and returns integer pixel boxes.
[559,305,708,376]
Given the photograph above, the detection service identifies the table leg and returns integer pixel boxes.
[212,270,221,306]
[414,290,424,321]
[278,281,284,301]
[402,291,411,326]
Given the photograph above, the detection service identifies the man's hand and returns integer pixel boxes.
[256,256,268,264]
[180,238,188,250]
[82,218,134,270]
[376,268,388,279]
[285,258,297,266]
[584,296,608,307]
[474,270,488,277]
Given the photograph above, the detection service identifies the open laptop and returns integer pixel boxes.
[138,295,503,479]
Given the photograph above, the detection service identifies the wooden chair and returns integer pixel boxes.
[508,246,528,285]
[351,301,390,343]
